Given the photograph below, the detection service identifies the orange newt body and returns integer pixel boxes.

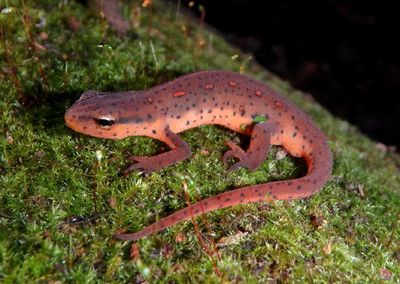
[65,70,332,241]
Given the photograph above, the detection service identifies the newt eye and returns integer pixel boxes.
[95,116,115,128]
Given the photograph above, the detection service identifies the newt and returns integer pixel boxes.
[64,70,333,241]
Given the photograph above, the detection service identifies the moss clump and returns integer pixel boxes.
[0,0,399,282]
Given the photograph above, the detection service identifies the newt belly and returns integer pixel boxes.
[65,70,333,241]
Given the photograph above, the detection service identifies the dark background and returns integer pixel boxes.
[176,0,400,149]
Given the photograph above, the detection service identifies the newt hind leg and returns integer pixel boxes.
[223,122,272,171]
[124,128,192,175]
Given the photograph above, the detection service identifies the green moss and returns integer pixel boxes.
[1,0,399,282]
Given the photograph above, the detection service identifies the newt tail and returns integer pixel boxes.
[64,70,333,242]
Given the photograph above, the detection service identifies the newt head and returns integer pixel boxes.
[65,90,157,139]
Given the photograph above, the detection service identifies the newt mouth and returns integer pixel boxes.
[64,108,79,131]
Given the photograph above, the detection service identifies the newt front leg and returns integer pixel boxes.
[124,127,192,175]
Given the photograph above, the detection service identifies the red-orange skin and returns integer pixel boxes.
[65,70,333,241]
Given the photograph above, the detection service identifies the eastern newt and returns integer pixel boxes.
[65,70,333,241]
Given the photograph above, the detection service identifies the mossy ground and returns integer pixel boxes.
[1,1,399,282]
